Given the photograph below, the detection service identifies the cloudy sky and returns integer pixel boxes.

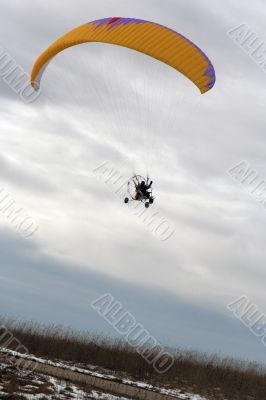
[1,0,266,364]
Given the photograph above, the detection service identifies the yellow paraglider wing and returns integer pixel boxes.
[31,17,215,94]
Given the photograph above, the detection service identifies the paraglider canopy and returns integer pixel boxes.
[31,17,216,94]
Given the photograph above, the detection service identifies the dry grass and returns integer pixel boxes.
[0,316,266,400]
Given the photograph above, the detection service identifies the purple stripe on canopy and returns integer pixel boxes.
[89,17,216,91]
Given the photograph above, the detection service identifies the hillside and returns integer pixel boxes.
[0,318,266,400]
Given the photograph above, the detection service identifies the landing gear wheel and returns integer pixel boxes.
[149,198,154,204]
[145,202,150,208]
[124,197,129,204]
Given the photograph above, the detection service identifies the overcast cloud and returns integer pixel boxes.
[1,0,266,364]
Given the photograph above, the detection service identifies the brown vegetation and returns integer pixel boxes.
[0,316,266,400]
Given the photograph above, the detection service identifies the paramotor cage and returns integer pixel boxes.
[125,175,154,208]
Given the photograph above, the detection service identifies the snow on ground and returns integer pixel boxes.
[0,364,134,399]
[0,348,209,399]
